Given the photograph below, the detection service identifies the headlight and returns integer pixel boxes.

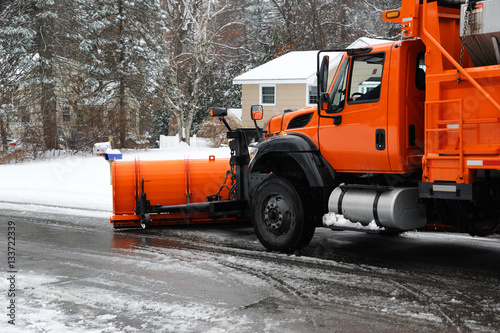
[249,147,258,164]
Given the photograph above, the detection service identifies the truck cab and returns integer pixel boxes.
[318,40,426,176]
[258,39,426,181]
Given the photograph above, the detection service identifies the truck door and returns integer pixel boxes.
[318,51,391,173]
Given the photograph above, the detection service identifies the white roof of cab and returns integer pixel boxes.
[233,37,391,85]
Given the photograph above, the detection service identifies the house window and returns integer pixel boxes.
[62,106,71,121]
[308,85,318,105]
[260,85,275,105]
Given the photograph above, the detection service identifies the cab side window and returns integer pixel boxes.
[328,58,350,113]
[348,53,385,103]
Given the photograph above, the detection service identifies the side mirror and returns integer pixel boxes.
[318,56,329,94]
[251,105,263,120]
[318,56,330,110]
[210,108,227,117]
[210,107,227,117]
[251,105,264,141]
[210,107,232,131]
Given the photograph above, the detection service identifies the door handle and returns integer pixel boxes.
[376,129,385,150]
[333,116,342,125]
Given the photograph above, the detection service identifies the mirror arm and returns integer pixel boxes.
[253,119,261,131]
[219,116,232,132]
[253,119,265,141]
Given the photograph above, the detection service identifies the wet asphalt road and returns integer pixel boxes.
[1,207,500,332]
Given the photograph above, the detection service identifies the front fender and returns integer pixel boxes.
[250,133,318,166]
[249,133,335,191]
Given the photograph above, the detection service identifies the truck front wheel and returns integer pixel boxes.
[252,176,307,252]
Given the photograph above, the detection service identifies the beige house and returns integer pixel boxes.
[233,38,390,127]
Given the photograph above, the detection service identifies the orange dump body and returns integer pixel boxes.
[111,156,236,228]
[383,1,500,184]
[418,2,500,184]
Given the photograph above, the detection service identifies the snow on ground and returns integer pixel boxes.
[0,143,230,215]
[323,213,384,231]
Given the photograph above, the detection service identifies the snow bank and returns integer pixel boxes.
[0,155,112,211]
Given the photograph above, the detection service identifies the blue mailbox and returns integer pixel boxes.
[104,148,122,161]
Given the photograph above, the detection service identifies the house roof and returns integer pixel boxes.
[228,108,242,121]
[232,37,391,85]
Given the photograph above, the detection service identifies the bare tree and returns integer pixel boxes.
[158,0,242,144]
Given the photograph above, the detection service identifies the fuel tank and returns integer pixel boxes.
[328,186,426,230]
[111,156,232,227]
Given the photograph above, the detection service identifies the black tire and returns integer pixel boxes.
[252,176,309,252]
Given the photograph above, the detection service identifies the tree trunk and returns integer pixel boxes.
[0,87,11,151]
[118,0,127,148]
[185,76,202,146]
[0,116,7,151]
[41,79,58,150]
[119,78,126,148]
[36,5,58,150]
[175,112,185,143]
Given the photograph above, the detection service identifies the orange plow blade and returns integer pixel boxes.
[111,156,243,228]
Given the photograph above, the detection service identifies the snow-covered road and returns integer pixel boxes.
[2,206,500,332]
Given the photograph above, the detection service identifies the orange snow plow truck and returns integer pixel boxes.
[111,0,500,252]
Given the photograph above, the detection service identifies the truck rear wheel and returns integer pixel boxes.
[252,176,308,252]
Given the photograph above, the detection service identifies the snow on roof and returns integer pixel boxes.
[228,108,242,121]
[233,50,320,85]
[233,37,391,85]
